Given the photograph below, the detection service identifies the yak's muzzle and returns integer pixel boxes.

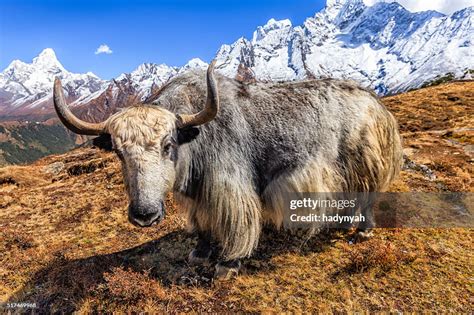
[128,200,165,227]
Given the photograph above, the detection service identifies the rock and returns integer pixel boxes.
[463,144,474,156]
[43,162,65,175]
[403,157,436,181]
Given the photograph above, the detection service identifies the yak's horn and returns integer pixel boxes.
[53,78,106,135]
[177,60,220,128]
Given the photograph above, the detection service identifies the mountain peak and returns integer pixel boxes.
[32,48,64,70]
[326,0,347,7]
[0,47,108,111]
[215,0,473,94]
[252,18,292,43]
[322,0,366,25]
[38,48,56,58]
[256,18,292,34]
[326,0,363,8]
[86,71,99,78]
[183,58,208,69]
[264,18,292,28]
[1,0,473,120]
[4,59,27,72]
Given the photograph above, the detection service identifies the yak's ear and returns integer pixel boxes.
[92,134,113,151]
[177,127,200,145]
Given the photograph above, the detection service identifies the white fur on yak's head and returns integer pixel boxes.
[53,61,219,227]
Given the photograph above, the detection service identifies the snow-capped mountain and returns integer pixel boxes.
[113,58,208,102]
[0,0,472,121]
[215,0,473,94]
[0,48,107,117]
[73,58,208,122]
[0,48,207,120]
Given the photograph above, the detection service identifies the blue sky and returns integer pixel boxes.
[0,0,327,79]
[1,0,471,79]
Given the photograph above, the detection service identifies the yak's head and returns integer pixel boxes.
[53,62,219,227]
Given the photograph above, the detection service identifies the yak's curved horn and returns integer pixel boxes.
[177,60,220,128]
[53,78,106,135]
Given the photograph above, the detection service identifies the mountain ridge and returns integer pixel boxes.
[0,0,473,122]
[214,0,473,94]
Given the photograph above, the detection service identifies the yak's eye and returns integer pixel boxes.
[163,142,172,156]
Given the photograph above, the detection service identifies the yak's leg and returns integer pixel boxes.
[355,200,375,242]
[205,177,261,280]
[188,231,213,266]
[215,259,241,280]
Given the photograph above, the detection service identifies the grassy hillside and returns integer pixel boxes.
[0,122,78,166]
[0,82,472,312]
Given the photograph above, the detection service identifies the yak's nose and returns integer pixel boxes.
[128,202,165,227]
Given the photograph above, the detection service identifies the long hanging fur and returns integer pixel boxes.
[105,70,403,261]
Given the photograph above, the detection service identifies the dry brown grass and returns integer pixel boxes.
[0,82,472,312]
[0,165,49,188]
[384,81,474,133]
[384,81,474,193]
[341,238,416,273]
[102,267,166,302]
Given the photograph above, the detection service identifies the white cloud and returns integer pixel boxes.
[363,0,473,14]
[94,44,113,55]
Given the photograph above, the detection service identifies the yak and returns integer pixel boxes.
[53,61,403,279]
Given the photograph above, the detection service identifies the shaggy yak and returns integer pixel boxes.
[53,61,402,279]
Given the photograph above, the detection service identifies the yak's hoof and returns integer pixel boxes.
[355,229,374,242]
[214,260,241,280]
[188,248,211,266]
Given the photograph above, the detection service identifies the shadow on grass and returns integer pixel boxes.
[6,227,345,312]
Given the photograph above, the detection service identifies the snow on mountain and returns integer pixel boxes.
[71,58,209,123]
[104,58,208,103]
[0,0,472,121]
[114,63,178,101]
[215,0,473,94]
[110,57,208,101]
[0,48,208,119]
[0,48,107,114]
[179,58,208,73]
[215,37,254,79]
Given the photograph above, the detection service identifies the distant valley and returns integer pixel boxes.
[0,122,78,166]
